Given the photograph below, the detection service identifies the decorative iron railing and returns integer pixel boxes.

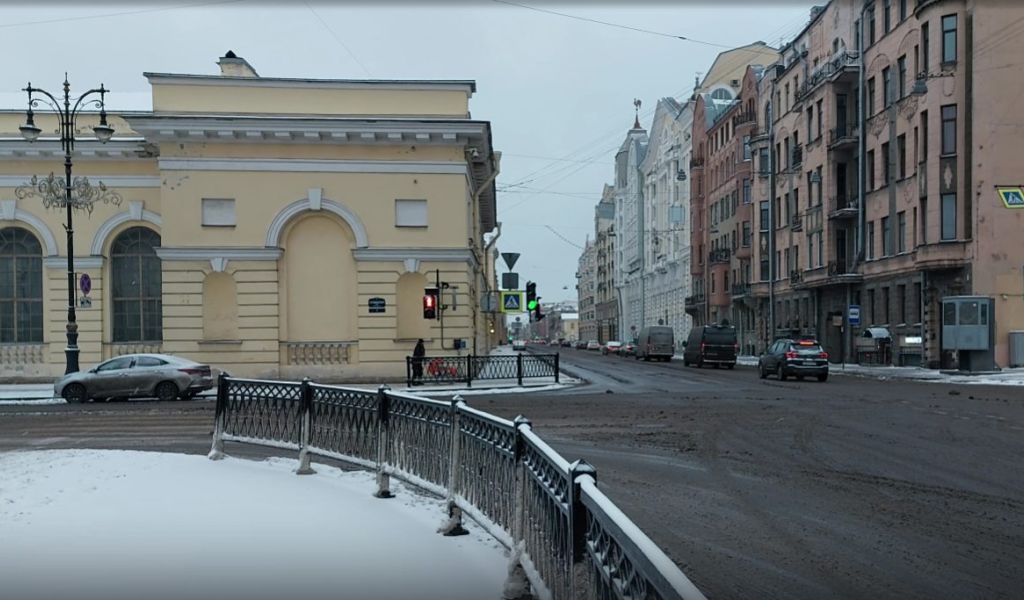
[406,353,559,387]
[209,377,706,600]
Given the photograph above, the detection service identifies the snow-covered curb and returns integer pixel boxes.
[409,383,572,397]
[0,449,507,600]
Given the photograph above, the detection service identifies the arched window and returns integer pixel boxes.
[0,227,43,343]
[111,227,162,342]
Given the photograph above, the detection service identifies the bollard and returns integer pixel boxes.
[374,385,394,498]
[439,395,469,536]
[295,377,316,475]
[207,375,229,460]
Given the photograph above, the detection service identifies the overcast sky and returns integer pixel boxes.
[2,1,814,303]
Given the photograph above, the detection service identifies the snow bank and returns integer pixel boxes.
[0,449,507,600]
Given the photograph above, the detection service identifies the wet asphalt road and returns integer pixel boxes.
[2,352,1023,599]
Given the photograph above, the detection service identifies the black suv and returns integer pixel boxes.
[758,338,829,382]
[682,324,738,368]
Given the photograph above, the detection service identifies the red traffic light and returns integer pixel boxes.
[423,288,438,319]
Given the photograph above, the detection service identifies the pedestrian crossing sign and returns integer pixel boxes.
[501,291,524,313]
[997,187,1024,209]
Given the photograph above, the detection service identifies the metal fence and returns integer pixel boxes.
[406,353,560,387]
[209,376,706,600]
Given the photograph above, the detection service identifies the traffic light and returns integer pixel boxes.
[526,281,537,311]
[423,288,439,319]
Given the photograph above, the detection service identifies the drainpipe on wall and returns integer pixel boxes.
[472,152,501,356]
[852,3,869,365]
[768,79,777,343]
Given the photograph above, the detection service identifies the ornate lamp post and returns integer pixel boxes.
[14,75,123,374]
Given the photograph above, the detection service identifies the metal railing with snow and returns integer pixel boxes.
[208,376,706,600]
[406,353,560,387]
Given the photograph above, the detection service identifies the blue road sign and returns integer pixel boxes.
[501,291,524,313]
[848,305,861,327]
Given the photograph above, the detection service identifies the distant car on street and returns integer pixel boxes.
[54,354,215,403]
[561,339,573,348]
[758,338,830,382]
[635,326,675,362]
[601,341,623,355]
[682,324,738,369]
[619,342,636,357]
[512,340,527,351]
[586,340,601,351]
[575,340,588,350]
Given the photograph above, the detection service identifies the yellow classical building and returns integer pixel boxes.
[0,53,501,381]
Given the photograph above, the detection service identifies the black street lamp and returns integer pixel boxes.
[14,75,123,374]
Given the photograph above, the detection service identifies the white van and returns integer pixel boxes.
[635,326,675,361]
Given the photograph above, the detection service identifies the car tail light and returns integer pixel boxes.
[700,342,706,352]
[784,351,798,360]
[819,351,829,359]
[734,342,739,352]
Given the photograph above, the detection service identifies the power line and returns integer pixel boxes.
[492,0,733,48]
[545,225,586,250]
[0,0,248,29]
[304,1,373,77]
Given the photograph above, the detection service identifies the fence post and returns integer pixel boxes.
[406,356,412,387]
[207,375,229,460]
[466,354,473,387]
[296,377,315,475]
[568,459,597,599]
[440,395,469,536]
[555,353,561,384]
[503,415,533,599]
[374,385,394,498]
[517,353,524,387]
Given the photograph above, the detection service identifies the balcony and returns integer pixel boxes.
[790,212,803,231]
[684,294,706,315]
[828,197,859,220]
[826,260,863,282]
[914,241,969,270]
[689,156,705,169]
[732,110,756,128]
[825,50,859,83]
[828,126,859,151]
[789,270,804,284]
[730,283,751,298]
[709,248,731,264]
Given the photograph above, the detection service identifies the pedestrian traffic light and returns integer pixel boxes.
[526,281,537,311]
[533,299,545,321]
[423,288,438,319]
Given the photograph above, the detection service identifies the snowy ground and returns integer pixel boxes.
[0,449,508,600]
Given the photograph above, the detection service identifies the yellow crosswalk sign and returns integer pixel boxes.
[501,291,524,313]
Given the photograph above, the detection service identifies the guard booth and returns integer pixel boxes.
[941,296,996,371]
[855,327,892,365]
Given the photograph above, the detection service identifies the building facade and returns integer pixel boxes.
[576,239,597,342]
[613,119,649,343]
[0,53,500,381]
[746,0,1024,368]
[593,185,618,343]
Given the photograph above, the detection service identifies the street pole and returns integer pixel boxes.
[15,76,118,375]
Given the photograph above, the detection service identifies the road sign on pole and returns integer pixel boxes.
[500,252,520,270]
[501,291,524,313]
[848,305,861,327]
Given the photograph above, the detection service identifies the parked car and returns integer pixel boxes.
[682,324,738,368]
[635,325,675,362]
[601,341,623,355]
[758,338,829,381]
[619,342,636,357]
[586,340,601,351]
[561,339,573,348]
[575,340,588,350]
[54,354,215,403]
[512,340,527,351]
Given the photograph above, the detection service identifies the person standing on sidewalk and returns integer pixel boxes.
[411,339,426,385]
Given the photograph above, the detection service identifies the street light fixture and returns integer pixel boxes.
[14,76,123,375]
[912,71,956,96]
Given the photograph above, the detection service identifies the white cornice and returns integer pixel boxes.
[353,247,477,267]
[155,247,283,261]
[44,256,104,269]
[0,175,160,188]
[158,157,468,175]
[143,73,476,95]
[0,139,147,160]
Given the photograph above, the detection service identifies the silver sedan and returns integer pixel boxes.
[54,354,215,403]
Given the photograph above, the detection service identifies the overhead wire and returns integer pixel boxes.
[303,1,373,77]
[0,0,248,29]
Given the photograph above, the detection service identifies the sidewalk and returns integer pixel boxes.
[731,355,1024,386]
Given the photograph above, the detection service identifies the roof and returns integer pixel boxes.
[143,72,477,94]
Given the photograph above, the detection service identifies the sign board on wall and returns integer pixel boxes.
[368,297,386,314]
[997,187,1024,208]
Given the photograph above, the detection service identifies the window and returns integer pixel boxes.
[816,166,823,205]
[922,22,930,74]
[868,289,876,323]
[867,149,876,189]
[900,0,907,21]
[743,179,751,204]
[882,142,890,184]
[395,199,428,227]
[898,211,907,252]
[868,6,877,45]
[868,221,876,259]
[882,216,892,256]
[882,287,891,324]
[743,135,751,160]
[135,356,168,367]
[941,193,957,240]
[914,282,923,323]
[806,107,813,142]
[112,227,163,343]
[0,227,43,343]
[760,201,769,231]
[914,45,920,79]
[897,55,907,99]
[882,66,892,106]
[742,221,751,246]
[942,14,957,64]
[201,198,236,227]
[816,100,823,139]
[897,134,906,179]
[921,110,929,160]
[941,104,957,155]
[758,148,769,174]
[884,0,891,33]
[913,127,919,170]
[897,284,907,324]
[784,137,791,170]
[97,357,133,372]
[921,197,929,244]
[867,77,876,114]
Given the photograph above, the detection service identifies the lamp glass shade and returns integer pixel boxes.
[19,123,41,141]
[912,79,928,96]
[93,124,115,143]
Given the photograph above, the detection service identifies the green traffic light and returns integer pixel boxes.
[527,300,538,310]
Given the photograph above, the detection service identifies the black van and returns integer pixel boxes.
[683,324,738,368]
